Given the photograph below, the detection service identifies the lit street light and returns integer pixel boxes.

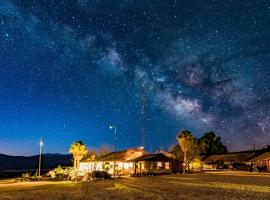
[109,125,116,178]
[38,139,43,177]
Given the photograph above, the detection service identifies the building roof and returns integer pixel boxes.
[157,151,177,159]
[249,152,270,162]
[81,147,146,162]
[97,150,131,161]
[203,149,269,163]
[132,153,172,162]
[203,153,254,163]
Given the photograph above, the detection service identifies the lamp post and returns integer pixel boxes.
[38,139,43,177]
[109,125,116,178]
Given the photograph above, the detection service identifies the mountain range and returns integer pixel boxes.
[0,153,72,171]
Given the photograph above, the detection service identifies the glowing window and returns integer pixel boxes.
[124,163,130,169]
[165,162,170,169]
[157,162,162,169]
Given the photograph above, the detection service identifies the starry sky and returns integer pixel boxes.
[0,0,269,155]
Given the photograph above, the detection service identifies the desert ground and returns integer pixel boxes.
[0,171,270,200]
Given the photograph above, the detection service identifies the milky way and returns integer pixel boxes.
[0,0,269,155]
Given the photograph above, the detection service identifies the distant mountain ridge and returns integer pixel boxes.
[0,153,72,170]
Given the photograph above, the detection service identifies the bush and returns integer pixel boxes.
[48,170,56,179]
[30,175,43,181]
[92,171,111,179]
[21,172,30,181]
[82,171,111,182]
[52,165,67,180]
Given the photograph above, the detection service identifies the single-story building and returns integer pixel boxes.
[132,153,173,175]
[79,147,146,176]
[249,151,270,172]
[79,148,178,176]
[202,149,270,172]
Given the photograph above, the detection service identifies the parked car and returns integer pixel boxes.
[232,163,250,171]
[256,166,268,173]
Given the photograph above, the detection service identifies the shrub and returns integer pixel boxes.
[49,170,56,179]
[52,165,75,181]
[91,171,111,180]
[21,172,30,181]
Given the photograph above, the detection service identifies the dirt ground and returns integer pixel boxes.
[0,171,270,200]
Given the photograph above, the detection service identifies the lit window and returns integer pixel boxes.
[157,162,162,169]
[124,163,130,169]
[165,162,170,169]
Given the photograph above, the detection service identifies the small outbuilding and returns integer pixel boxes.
[132,153,173,175]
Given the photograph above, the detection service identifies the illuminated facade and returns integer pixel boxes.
[79,147,146,176]
[79,148,176,176]
[202,149,270,172]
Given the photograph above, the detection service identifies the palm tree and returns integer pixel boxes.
[69,141,88,173]
[177,130,193,173]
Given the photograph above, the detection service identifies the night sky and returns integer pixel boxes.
[0,0,269,155]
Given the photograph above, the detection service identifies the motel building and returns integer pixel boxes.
[249,151,270,172]
[202,149,270,172]
[79,147,175,176]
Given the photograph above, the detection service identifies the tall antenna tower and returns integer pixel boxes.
[140,82,146,147]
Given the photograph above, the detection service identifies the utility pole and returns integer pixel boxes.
[140,82,146,148]
[38,139,43,177]
[109,125,117,178]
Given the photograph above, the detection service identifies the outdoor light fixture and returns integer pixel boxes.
[109,125,117,178]
[38,139,43,177]
[109,125,115,129]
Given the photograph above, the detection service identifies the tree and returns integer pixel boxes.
[199,132,227,154]
[177,130,200,173]
[69,141,88,173]
[170,144,183,162]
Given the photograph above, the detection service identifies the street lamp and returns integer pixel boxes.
[38,139,43,177]
[109,125,116,178]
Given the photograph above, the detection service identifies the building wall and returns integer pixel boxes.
[79,161,134,175]
[252,160,270,172]
[79,162,103,175]
[135,161,172,175]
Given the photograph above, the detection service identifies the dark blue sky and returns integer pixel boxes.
[0,0,269,155]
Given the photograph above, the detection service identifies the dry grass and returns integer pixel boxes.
[0,172,270,200]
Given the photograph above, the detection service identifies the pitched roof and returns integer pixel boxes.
[132,153,172,162]
[202,149,269,163]
[249,152,270,162]
[81,148,146,162]
[157,151,177,159]
[97,150,129,161]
